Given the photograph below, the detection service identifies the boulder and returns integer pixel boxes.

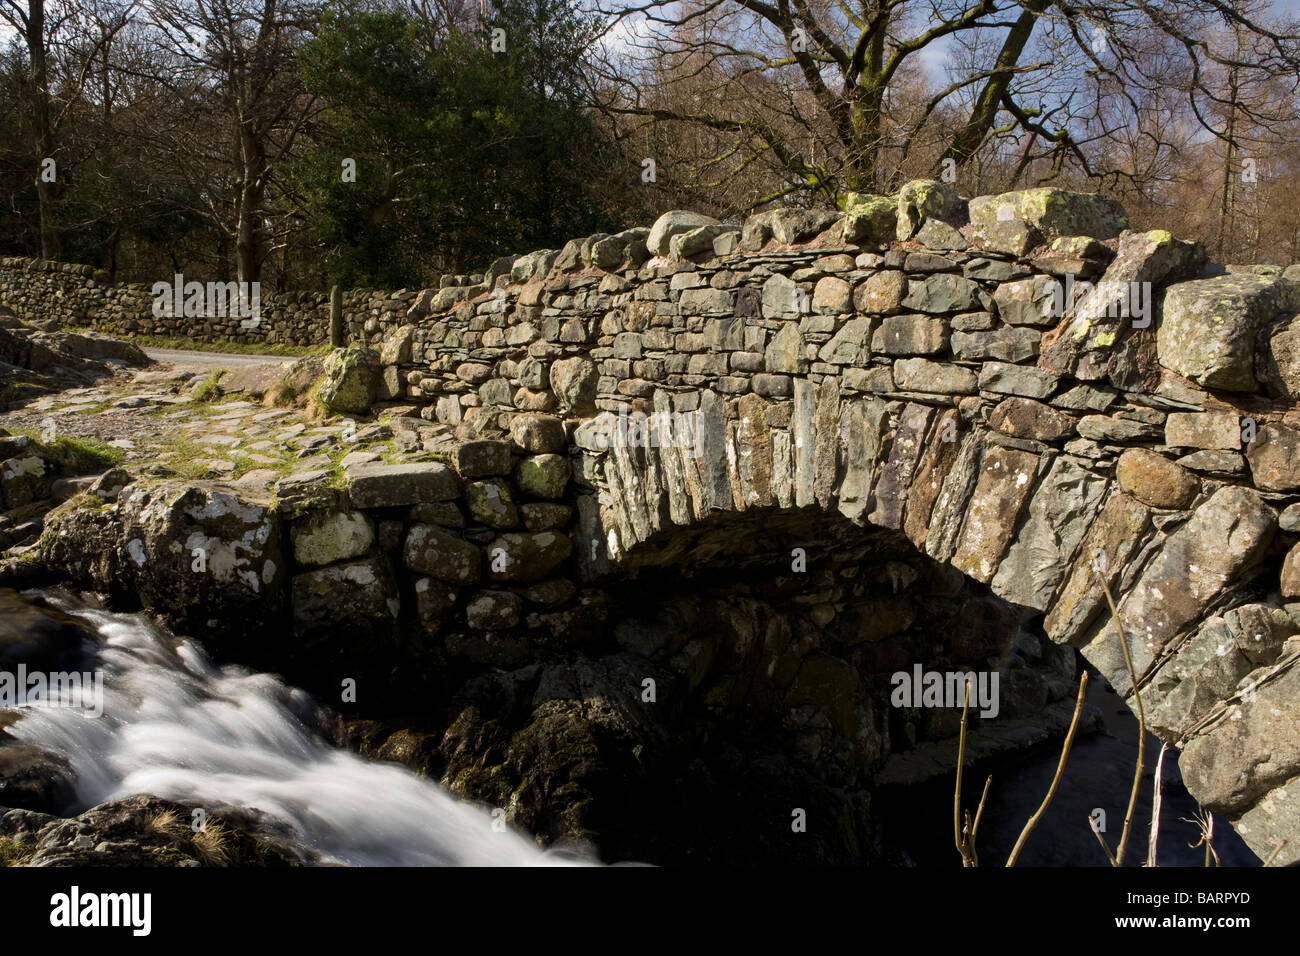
[968,188,1128,240]
[548,357,599,415]
[36,481,285,650]
[646,211,721,257]
[318,346,381,414]
[1115,449,1198,508]
[1158,274,1292,390]
[895,180,964,241]
[841,193,897,245]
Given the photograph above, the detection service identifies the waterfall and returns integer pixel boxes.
[7,593,582,867]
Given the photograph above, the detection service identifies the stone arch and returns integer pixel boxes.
[569,380,1295,863]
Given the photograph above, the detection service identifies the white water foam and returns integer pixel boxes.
[8,596,583,866]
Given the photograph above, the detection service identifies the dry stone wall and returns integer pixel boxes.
[0,256,423,346]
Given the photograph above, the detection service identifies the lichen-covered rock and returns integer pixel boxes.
[1139,604,1296,739]
[318,346,381,414]
[895,179,964,241]
[465,479,518,529]
[1039,229,1204,381]
[1082,485,1277,695]
[515,454,570,499]
[1115,449,1198,508]
[292,554,398,644]
[346,462,459,507]
[290,510,375,567]
[646,211,720,257]
[968,188,1128,240]
[486,531,572,583]
[414,576,458,629]
[451,440,513,478]
[465,589,523,629]
[37,481,284,650]
[1158,273,1291,390]
[404,523,482,585]
[1180,665,1300,817]
[841,193,896,245]
[1245,423,1300,491]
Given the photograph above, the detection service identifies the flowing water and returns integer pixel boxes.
[8,592,578,866]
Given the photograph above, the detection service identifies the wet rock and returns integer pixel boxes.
[0,794,313,866]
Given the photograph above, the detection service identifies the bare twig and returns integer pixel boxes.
[1092,815,1119,866]
[1006,670,1089,866]
[954,681,978,867]
[1262,840,1287,867]
[1147,743,1167,867]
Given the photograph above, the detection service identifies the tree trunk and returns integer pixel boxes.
[235,126,268,285]
[27,0,60,259]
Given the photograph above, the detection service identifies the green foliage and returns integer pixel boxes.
[290,0,623,286]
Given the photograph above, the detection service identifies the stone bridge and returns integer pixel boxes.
[20,183,1300,863]
[380,184,1300,862]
